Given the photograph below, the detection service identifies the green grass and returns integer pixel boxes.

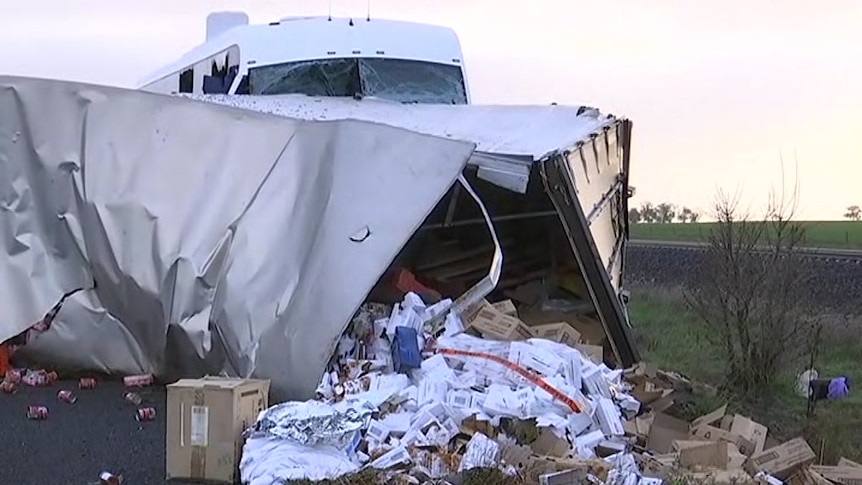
[628,286,862,463]
[631,221,862,249]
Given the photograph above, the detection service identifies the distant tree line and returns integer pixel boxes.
[844,205,861,221]
[629,202,701,224]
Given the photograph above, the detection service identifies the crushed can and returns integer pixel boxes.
[78,377,97,389]
[1,381,17,394]
[123,392,143,406]
[46,371,59,383]
[26,405,48,420]
[57,390,77,404]
[98,471,123,485]
[22,370,48,387]
[123,373,154,387]
[5,369,22,383]
[135,407,156,422]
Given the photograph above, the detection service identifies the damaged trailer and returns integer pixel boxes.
[0,76,637,400]
[192,95,640,368]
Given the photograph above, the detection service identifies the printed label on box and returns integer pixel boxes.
[190,405,209,446]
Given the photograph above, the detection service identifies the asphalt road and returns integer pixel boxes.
[0,377,169,485]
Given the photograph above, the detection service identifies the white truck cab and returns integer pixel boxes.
[139,12,471,105]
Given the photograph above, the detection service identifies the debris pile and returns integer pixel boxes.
[230,295,647,483]
[239,289,862,484]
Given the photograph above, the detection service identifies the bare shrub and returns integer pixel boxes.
[684,169,823,394]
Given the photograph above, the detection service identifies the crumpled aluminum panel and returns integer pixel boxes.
[0,76,474,400]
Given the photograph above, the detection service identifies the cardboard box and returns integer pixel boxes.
[744,437,816,479]
[691,404,727,429]
[166,377,270,483]
[840,458,862,468]
[730,414,769,454]
[647,413,691,454]
[691,424,757,457]
[531,427,571,457]
[676,440,729,470]
[689,405,762,457]
[518,310,606,345]
[491,299,518,317]
[531,322,582,346]
[575,343,603,364]
[790,468,834,485]
[809,465,862,485]
[465,303,533,341]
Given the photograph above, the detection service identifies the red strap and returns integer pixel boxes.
[436,347,583,413]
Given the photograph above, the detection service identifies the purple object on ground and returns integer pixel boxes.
[827,377,850,400]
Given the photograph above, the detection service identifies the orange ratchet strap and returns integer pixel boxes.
[436,347,583,413]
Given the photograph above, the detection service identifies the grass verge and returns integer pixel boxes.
[630,221,862,250]
[628,285,862,463]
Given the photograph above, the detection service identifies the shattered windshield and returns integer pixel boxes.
[248,57,467,104]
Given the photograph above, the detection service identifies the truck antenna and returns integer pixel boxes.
[366,0,371,21]
[328,0,332,21]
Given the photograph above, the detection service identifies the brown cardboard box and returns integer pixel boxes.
[691,404,727,429]
[689,405,762,457]
[491,299,518,317]
[166,377,270,483]
[623,412,654,439]
[676,440,729,470]
[809,465,862,485]
[691,424,757,457]
[531,427,571,457]
[647,413,691,453]
[531,322,582,346]
[744,437,816,479]
[465,303,533,341]
[790,468,834,485]
[730,414,769,454]
[518,310,606,345]
[575,344,603,364]
[839,458,862,468]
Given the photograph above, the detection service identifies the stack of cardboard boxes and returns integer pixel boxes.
[462,299,605,364]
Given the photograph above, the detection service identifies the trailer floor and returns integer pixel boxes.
[0,379,173,485]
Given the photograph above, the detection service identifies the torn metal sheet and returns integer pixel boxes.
[447,174,503,320]
[187,94,618,194]
[0,76,475,400]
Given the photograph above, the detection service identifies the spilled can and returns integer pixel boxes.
[123,392,143,406]
[57,390,77,404]
[135,407,156,422]
[5,369,21,383]
[98,471,123,485]
[22,371,48,387]
[1,381,17,394]
[27,405,48,420]
[123,373,154,387]
[78,377,97,389]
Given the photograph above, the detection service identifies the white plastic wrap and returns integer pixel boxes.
[240,398,379,483]
[240,437,360,484]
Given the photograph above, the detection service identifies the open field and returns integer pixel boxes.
[631,221,862,249]
[628,285,862,463]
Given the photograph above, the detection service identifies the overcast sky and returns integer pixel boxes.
[1,0,860,220]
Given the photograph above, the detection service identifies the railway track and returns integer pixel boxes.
[629,239,862,263]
